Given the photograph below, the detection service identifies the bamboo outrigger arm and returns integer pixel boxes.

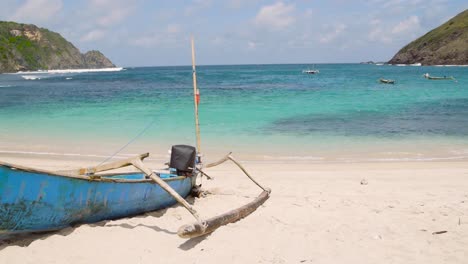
[177,153,271,239]
[131,158,203,223]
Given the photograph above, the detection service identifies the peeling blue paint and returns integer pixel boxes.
[0,165,192,234]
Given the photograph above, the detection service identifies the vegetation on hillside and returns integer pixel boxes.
[0,21,114,73]
[389,9,468,65]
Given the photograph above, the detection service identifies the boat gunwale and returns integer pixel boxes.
[0,161,188,183]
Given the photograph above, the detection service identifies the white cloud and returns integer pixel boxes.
[254,2,296,31]
[184,0,213,16]
[371,0,424,9]
[392,15,420,34]
[212,36,225,45]
[368,15,422,44]
[228,0,260,9]
[130,35,160,47]
[368,27,392,44]
[319,23,347,43]
[80,29,106,42]
[11,0,63,23]
[88,0,135,27]
[167,24,181,34]
[130,24,183,48]
[96,8,130,27]
[304,8,313,18]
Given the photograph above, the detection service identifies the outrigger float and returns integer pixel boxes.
[0,38,271,239]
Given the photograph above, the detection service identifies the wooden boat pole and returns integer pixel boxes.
[191,37,202,156]
[131,158,203,223]
[205,153,270,192]
[205,152,231,168]
[227,155,270,193]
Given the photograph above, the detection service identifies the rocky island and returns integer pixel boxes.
[0,21,115,73]
[388,9,467,65]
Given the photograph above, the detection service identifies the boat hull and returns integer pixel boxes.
[0,163,193,235]
[379,79,395,84]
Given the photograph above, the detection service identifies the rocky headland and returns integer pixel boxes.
[0,21,115,73]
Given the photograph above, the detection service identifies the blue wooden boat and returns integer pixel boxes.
[0,152,195,235]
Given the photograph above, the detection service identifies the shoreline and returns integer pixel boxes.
[2,135,468,165]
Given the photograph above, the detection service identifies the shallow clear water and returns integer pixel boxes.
[0,64,467,161]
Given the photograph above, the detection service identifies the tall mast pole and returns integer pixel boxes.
[191,37,202,156]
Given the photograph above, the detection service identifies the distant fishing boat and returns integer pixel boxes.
[423,73,454,80]
[302,69,319,74]
[302,65,319,74]
[0,38,271,239]
[303,69,319,74]
[379,78,395,84]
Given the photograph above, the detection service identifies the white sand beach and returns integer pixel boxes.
[0,154,467,263]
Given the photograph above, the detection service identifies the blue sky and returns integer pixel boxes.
[1,0,467,66]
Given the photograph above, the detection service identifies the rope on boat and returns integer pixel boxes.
[96,117,159,167]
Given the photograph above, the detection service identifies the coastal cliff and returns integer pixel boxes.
[388,9,468,65]
[0,21,115,73]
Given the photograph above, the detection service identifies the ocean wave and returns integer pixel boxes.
[0,150,109,158]
[0,84,12,88]
[434,64,468,67]
[15,67,124,75]
[0,150,164,161]
[392,63,421,67]
[21,75,42,80]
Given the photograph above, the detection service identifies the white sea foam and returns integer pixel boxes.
[0,84,12,87]
[0,150,164,161]
[434,64,468,67]
[21,75,41,80]
[391,63,421,67]
[0,150,108,158]
[15,67,124,75]
[66,77,73,80]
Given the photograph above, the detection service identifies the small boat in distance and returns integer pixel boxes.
[379,78,395,84]
[302,69,319,74]
[423,73,454,80]
[302,65,319,74]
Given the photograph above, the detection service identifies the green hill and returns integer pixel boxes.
[0,21,115,73]
[388,9,468,65]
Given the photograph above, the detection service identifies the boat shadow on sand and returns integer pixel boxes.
[0,196,208,250]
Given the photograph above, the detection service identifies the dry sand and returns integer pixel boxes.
[0,154,467,263]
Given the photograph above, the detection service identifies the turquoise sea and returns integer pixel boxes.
[0,64,467,162]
